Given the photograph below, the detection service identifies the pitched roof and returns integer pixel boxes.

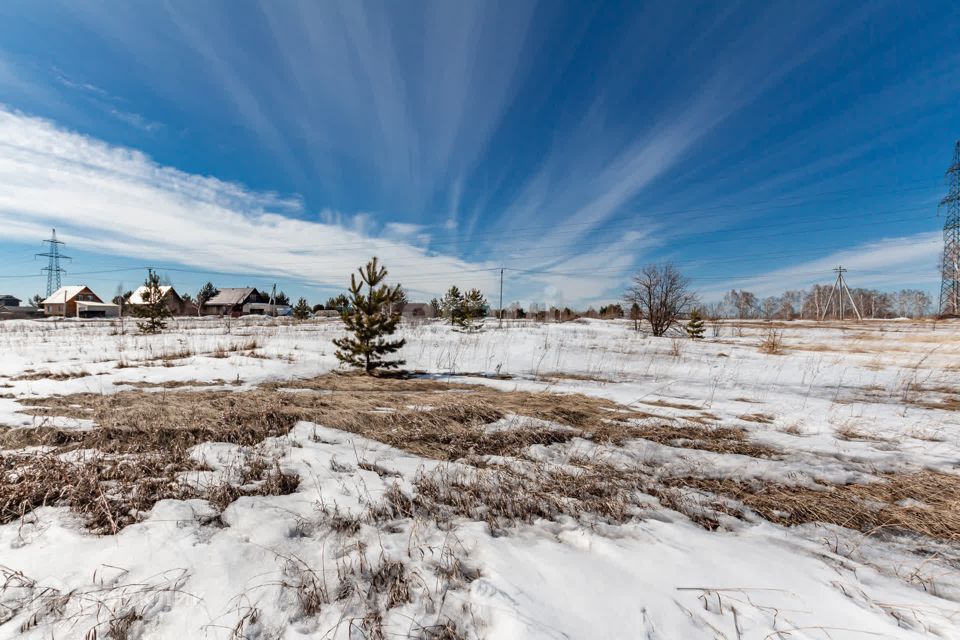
[0,295,20,302]
[206,288,258,306]
[128,285,179,305]
[42,286,91,305]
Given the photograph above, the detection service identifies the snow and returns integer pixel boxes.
[1,316,959,639]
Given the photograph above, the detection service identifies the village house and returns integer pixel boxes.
[42,286,120,318]
[201,288,262,317]
[127,285,190,316]
[401,302,435,320]
[0,294,43,320]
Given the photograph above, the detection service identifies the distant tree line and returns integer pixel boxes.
[706,287,933,320]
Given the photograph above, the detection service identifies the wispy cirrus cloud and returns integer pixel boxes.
[0,108,499,297]
[696,231,942,300]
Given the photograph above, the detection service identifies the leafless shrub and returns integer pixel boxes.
[758,327,784,354]
[668,338,683,358]
[834,423,885,442]
[781,422,804,436]
[319,503,362,535]
[738,413,775,424]
[282,556,329,617]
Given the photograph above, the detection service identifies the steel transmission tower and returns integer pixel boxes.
[940,140,960,317]
[36,228,71,297]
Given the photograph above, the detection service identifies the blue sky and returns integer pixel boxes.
[0,1,957,307]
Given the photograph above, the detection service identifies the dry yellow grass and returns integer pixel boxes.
[10,374,777,460]
[11,372,953,546]
[676,472,960,541]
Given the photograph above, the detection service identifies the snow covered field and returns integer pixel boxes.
[1,316,959,639]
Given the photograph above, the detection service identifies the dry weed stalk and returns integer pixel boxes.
[758,327,784,354]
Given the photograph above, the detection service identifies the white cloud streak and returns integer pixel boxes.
[696,231,942,300]
[0,108,500,297]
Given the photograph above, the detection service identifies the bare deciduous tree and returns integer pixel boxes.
[625,263,697,337]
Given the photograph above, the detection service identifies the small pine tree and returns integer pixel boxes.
[429,297,442,317]
[461,288,488,331]
[685,308,705,340]
[292,297,311,320]
[274,291,290,306]
[133,269,172,334]
[326,294,351,313]
[332,257,406,374]
[391,286,408,314]
[629,302,641,332]
[441,286,466,326]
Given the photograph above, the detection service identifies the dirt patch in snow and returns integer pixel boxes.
[669,471,960,542]
[8,373,777,461]
[1,374,779,533]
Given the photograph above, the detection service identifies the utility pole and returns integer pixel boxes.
[498,268,504,328]
[938,140,960,317]
[36,228,71,297]
[820,265,862,322]
[270,283,277,317]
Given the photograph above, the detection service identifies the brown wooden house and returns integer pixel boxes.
[42,286,119,318]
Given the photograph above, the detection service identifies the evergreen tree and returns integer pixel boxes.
[461,288,488,331]
[197,282,219,316]
[133,269,172,334]
[292,297,311,320]
[629,302,641,332]
[332,257,406,374]
[325,293,351,313]
[441,286,466,326]
[390,286,408,314]
[685,308,705,340]
[429,298,442,317]
[274,291,290,306]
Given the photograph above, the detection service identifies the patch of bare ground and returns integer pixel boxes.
[904,385,960,412]
[638,398,702,411]
[1,389,301,532]
[536,372,609,383]
[10,374,778,461]
[372,460,654,531]
[2,374,778,533]
[738,412,775,424]
[671,471,960,542]
[370,458,740,532]
[117,379,230,389]
[834,423,888,442]
[370,458,960,543]
[10,370,96,382]
[1,450,296,533]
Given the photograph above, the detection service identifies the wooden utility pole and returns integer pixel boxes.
[820,265,862,321]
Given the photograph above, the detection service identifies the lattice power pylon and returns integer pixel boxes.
[940,141,960,317]
[36,228,71,297]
